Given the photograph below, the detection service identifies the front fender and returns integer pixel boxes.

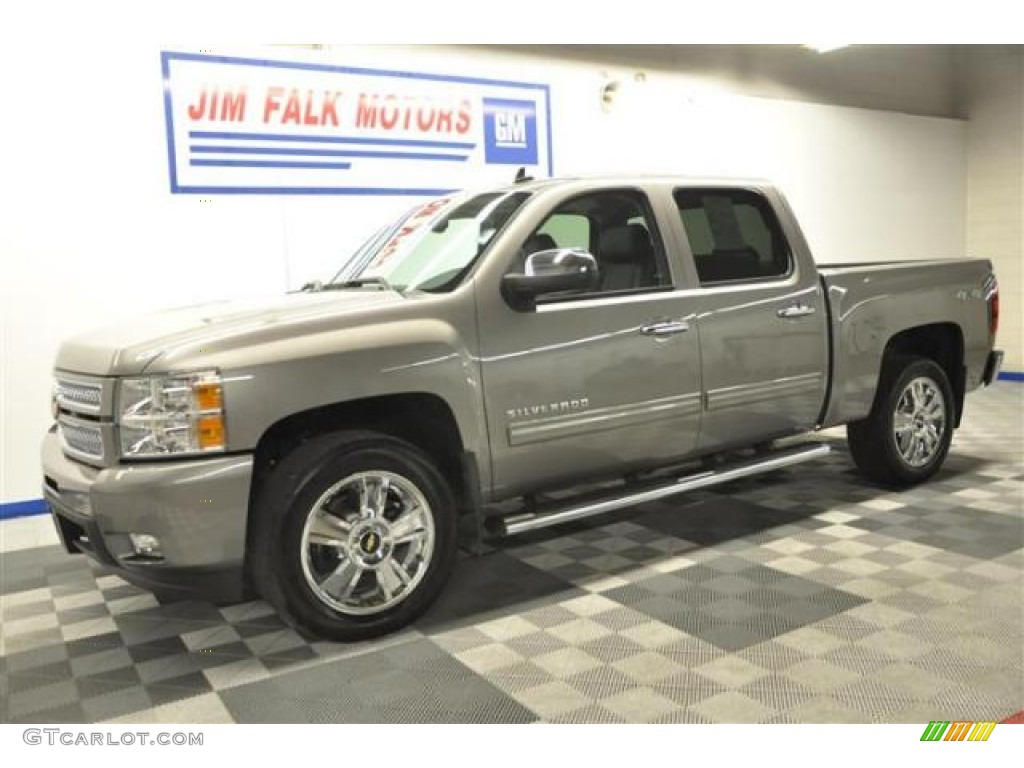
[159,313,489,488]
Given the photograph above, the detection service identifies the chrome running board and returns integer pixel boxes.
[488,443,830,537]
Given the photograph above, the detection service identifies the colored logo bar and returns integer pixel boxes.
[920,721,997,741]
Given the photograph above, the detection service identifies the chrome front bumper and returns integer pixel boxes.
[40,430,254,602]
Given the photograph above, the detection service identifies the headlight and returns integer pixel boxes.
[118,371,226,458]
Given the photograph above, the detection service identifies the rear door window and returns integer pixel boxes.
[674,189,792,284]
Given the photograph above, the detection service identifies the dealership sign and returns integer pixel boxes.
[160,51,553,195]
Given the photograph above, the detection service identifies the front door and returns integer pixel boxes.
[476,187,702,499]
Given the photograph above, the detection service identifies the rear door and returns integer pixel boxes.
[670,186,829,451]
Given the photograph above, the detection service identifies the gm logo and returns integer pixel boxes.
[483,98,538,165]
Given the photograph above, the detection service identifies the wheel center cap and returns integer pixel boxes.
[360,531,381,555]
[350,521,391,566]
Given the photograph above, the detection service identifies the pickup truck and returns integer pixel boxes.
[42,177,1004,641]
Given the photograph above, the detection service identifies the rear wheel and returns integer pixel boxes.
[847,355,954,487]
[251,431,457,641]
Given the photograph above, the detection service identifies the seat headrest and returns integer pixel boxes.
[599,223,654,264]
[522,233,558,256]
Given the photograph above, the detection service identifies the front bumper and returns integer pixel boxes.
[982,350,1004,386]
[41,431,253,602]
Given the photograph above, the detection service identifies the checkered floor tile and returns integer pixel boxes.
[2,383,1021,723]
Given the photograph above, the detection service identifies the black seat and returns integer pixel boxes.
[694,247,761,282]
[513,233,558,273]
[598,223,657,291]
[524,232,558,258]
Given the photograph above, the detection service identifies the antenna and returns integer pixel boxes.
[514,167,534,184]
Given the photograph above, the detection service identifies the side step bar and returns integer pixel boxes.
[488,442,830,537]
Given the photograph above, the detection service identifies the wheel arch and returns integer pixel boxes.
[882,322,965,426]
[244,393,472,565]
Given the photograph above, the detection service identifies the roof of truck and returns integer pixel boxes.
[496,174,775,193]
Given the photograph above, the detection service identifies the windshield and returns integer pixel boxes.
[331,190,532,293]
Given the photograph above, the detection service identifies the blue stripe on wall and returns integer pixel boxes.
[998,370,1024,382]
[0,498,48,520]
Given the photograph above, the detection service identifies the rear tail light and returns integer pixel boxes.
[983,274,999,339]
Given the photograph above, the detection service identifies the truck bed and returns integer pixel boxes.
[817,257,995,429]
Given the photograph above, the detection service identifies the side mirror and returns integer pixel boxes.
[501,249,600,311]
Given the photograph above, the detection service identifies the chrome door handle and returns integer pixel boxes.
[640,319,690,337]
[777,304,816,319]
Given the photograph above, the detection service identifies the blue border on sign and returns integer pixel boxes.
[160,51,555,195]
[161,52,180,193]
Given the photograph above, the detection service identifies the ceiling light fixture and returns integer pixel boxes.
[803,43,849,54]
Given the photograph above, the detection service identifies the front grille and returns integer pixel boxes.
[56,378,103,414]
[59,419,105,461]
[53,373,116,466]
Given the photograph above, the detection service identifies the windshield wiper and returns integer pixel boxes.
[322,276,403,294]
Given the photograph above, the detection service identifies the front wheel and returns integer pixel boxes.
[847,355,955,487]
[251,432,458,641]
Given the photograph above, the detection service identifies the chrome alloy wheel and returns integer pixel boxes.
[893,376,947,468]
[299,471,435,616]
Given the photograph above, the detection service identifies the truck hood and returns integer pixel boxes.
[55,290,404,376]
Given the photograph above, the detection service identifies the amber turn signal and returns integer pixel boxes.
[196,415,226,450]
[195,382,223,411]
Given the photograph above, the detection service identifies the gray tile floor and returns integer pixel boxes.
[2,383,1021,723]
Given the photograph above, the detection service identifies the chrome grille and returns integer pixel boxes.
[59,419,105,461]
[53,373,116,466]
[56,378,103,414]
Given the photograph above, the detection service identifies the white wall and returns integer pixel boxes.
[488,45,965,119]
[0,44,968,504]
[963,48,1023,372]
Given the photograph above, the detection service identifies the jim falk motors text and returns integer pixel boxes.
[186,86,474,135]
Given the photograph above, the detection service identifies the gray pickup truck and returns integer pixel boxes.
[42,177,1003,640]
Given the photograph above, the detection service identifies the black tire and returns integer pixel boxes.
[847,355,955,487]
[250,431,458,641]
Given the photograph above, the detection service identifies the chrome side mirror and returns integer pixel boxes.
[501,249,600,311]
